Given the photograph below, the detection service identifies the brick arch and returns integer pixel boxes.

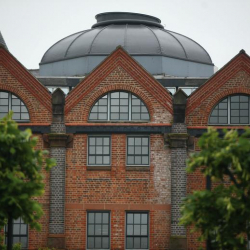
[0,84,36,122]
[84,84,154,121]
[204,88,250,124]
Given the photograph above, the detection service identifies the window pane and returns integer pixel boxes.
[134,238,140,249]
[141,237,148,248]
[13,224,19,234]
[89,146,95,154]
[0,106,8,112]
[219,110,227,116]
[0,99,8,105]
[132,113,140,120]
[89,213,94,223]
[142,156,149,165]
[134,225,140,235]
[127,156,134,165]
[240,110,248,116]
[12,113,20,120]
[219,117,227,124]
[12,99,21,105]
[135,156,141,165]
[240,96,248,102]
[89,156,95,165]
[96,146,102,154]
[209,117,217,124]
[231,117,239,124]
[128,146,134,154]
[231,96,239,102]
[142,147,148,154]
[0,92,8,98]
[135,147,142,154]
[95,225,102,235]
[95,213,102,223]
[20,237,27,248]
[126,237,133,249]
[240,103,248,109]
[141,113,149,120]
[127,214,133,224]
[95,237,102,248]
[141,225,147,235]
[20,224,27,234]
[88,237,94,248]
[134,214,140,224]
[102,225,109,235]
[88,225,94,235]
[102,237,109,249]
[102,213,109,223]
[21,113,29,120]
[128,138,134,145]
[240,117,248,124]
[120,113,129,120]
[231,110,239,116]
[135,138,141,146]
[141,214,147,224]
[127,225,133,235]
[231,103,239,109]
[103,156,110,165]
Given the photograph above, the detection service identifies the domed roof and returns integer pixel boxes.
[40,12,213,66]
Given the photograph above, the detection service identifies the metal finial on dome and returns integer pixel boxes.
[92,12,164,28]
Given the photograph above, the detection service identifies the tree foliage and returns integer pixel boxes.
[180,128,250,250]
[0,113,55,231]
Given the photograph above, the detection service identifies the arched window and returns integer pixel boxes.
[89,91,150,121]
[0,91,30,121]
[209,95,250,125]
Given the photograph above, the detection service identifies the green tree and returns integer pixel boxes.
[0,113,56,249]
[180,128,250,250]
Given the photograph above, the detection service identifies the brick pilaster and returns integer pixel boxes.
[48,89,66,248]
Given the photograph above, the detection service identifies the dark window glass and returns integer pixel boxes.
[126,212,149,249]
[131,95,149,121]
[88,136,110,165]
[5,218,28,249]
[127,136,149,166]
[209,95,250,125]
[89,92,150,122]
[0,92,29,121]
[87,212,110,249]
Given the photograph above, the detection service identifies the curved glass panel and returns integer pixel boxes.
[89,91,150,121]
[0,91,30,121]
[209,95,250,125]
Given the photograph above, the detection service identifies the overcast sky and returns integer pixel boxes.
[0,0,250,70]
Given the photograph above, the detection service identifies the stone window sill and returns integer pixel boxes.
[86,166,111,171]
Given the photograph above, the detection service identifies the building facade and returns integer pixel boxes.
[1,12,250,250]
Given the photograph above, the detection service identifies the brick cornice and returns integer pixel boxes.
[65,47,173,114]
[186,52,250,116]
[0,48,52,112]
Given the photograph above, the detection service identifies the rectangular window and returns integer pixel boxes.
[5,218,28,249]
[87,211,110,249]
[126,212,149,249]
[127,136,149,166]
[88,136,111,165]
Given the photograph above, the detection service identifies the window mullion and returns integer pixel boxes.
[129,93,131,121]
[228,97,230,125]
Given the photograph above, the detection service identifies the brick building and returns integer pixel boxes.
[0,12,250,250]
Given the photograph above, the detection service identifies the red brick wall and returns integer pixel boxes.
[186,53,250,127]
[0,66,51,123]
[65,66,172,124]
[65,134,171,249]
